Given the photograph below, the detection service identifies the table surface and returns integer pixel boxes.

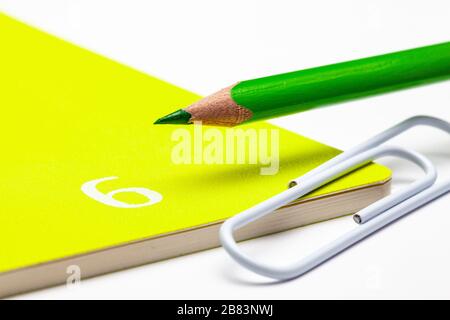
[1,0,449,299]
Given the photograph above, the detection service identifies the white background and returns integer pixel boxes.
[1,0,449,299]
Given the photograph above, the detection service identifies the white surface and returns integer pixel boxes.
[0,0,449,299]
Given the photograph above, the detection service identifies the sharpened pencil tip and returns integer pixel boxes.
[154,109,192,125]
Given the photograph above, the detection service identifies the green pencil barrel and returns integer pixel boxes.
[231,42,450,122]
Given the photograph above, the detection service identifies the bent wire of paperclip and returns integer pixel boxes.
[220,116,450,280]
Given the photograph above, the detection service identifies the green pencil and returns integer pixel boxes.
[155,42,450,127]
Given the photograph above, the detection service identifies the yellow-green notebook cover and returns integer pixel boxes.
[0,14,390,287]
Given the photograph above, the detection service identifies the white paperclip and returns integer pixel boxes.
[220,116,450,280]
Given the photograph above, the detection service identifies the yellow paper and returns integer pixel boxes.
[0,14,390,273]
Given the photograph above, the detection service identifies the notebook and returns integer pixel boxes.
[0,14,391,297]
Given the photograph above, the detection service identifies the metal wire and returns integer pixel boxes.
[220,116,450,280]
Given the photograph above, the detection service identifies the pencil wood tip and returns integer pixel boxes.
[154,109,192,125]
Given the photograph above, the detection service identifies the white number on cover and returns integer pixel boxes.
[81,176,163,208]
